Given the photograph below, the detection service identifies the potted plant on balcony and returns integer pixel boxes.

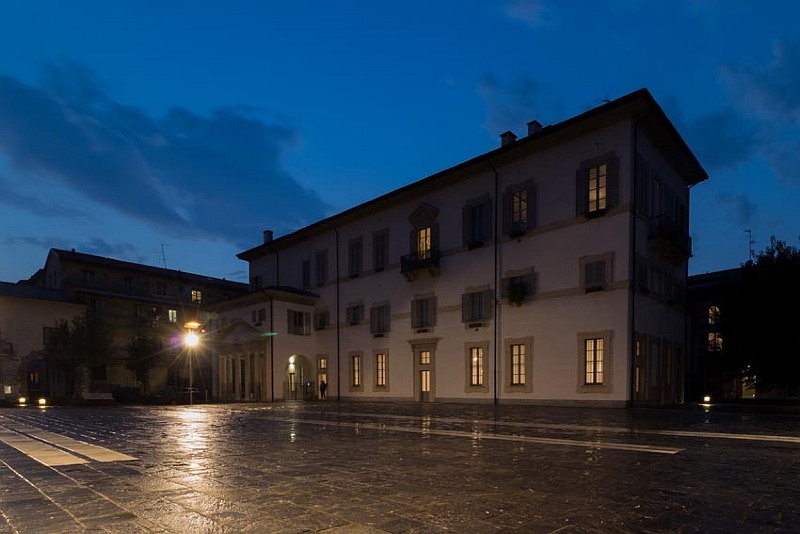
[506,279,529,306]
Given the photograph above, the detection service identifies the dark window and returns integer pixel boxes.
[411,297,436,328]
[315,251,327,287]
[370,305,391,334]
[348,237,363,277]
[462,290,492,322]
[373,228,389,271]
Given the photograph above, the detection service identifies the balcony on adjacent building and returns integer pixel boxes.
[648,215,692,264]
[400,249,440,281]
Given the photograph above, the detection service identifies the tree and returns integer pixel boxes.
[126,334,163,395]
[725,236,800,393]
[43,311,113,397]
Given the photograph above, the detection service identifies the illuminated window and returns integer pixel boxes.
[708,332,723,352]
[416,227,431,259]
[168,309,177,323]
[708,305,721,325]
[191,288,202,304]
[420,350,431,365]
[352,354,362,388]
[585,338,604,385]
[375,352,387,387]
[468,346,484,387]
[511,344,526,385]
[319,357,327,370]
[588,164,607,213]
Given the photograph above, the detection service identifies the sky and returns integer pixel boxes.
[1,0,799,283]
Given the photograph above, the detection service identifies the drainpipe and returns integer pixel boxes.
[488,158,500,405]
[269,295,275,402]
[329,223,341,402]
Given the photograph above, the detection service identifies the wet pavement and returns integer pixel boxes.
[1,401,800,533]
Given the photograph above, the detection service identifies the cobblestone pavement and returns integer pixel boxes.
[1,401,800,534]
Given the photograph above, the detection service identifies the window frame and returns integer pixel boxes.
[576,153,619,218]
[461,287,493,324]
[464,341,489,392]
[315,250,328,287]
[504,336,533,393]
[373,350,389,391]
[580,252,613,292]
[411,295,437,329]
[370,303,391,335]
[348,236,363,278]
[462,194,492,249]
[576,330,613,394]
[503,180,535,236]
[287,309,311,336]
[349,352,363,392]
[372,227,389,272]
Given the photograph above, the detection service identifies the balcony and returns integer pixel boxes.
[400,249,440,281]
[648,215,692,264]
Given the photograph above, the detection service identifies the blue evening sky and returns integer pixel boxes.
[1,1,798,283]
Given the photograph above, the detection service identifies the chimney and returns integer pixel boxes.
[527,120,543,136]
[263,230,273,244]
[500,131,517,147]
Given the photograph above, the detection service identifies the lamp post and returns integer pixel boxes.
[184,321,201,405]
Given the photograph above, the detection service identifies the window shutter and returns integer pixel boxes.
[607,156,619,208]
[369,307,377,333]
[526,183,536,229]
[483,198,493,242]
[346,306,354,324]
[461,293,470,322]
[576,168,589,216]
[502,190,512,234]
[462,205,472,247]
[482,289,492,319]
[411,299,419,328]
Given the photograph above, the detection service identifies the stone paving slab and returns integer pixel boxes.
[1,402,800,533]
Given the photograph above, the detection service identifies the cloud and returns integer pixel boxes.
[0,173,88,217]
[5,236,145,263]
[0,61,330,249]
[477,74,563,138]
[716,193,757,227]
[503,0,553,26]
[681,108,760,171]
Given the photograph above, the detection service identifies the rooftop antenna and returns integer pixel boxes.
[744,229,756,261]
[595,94,611,104]
[160,244,169,269]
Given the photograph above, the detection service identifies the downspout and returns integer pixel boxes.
[329,223,341,402]
[629,113,648,407]
[488,158,499,405]
[269,295,275,402]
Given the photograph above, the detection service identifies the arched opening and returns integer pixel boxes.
[285,354,314,400]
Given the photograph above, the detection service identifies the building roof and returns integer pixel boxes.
[0,281,77,303]
[238,87,708,260]
[50,249,248,290]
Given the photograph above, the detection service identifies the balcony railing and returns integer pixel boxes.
[400,249,440,280]
[648,215,692,264]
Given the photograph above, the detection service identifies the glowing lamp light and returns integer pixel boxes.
[38,397,47,406]
[18,396,26,405]
[184,332,200,347]
[185,320,202,330]
[702,395,712,403]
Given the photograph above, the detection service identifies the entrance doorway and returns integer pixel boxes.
[412,342,437,402]
[285,354,312,400]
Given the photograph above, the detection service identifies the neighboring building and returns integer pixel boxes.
[30,248,249,398]
[0,282,86,402]
[216,87,706,406]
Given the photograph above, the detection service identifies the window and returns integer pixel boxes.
[577,331,612,393]
[157,283,167,296]
[580,253,612,292]
[375,351,387,388]
[416,227,432,259]
[585,338,604,385]
[191,288,202,304]
[505,336,533,392]
[462,289,492,322]
[370,304,391,334]
[708,305,721,325]
[350,353,363,390]
[470,347,484,386]
[315,250,327,287]
[346,303,364,325]
[134,304,144,318]
[168,309,178,323]
[502,271,534,305]
[287,310,311,336]
[373,228,389,271]
[503,180,535,236]
[420,350,431,365]
[708,332,723,352]
[124,277,133,295]
[319,357,327,370]
[464,341,489,392]
[511,344,526,385]
[411,296,436,329]
[253,308,266,325]
[462,195,492,249]
[576,154,618,218]
[302,260,310,290]
[348,237,363,277]
[314,310,329,330]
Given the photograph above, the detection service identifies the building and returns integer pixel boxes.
[29,248,249,399]
[0,282,86,403]
[211,88,707,406]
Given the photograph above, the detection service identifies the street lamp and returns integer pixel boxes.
[184,321,201,405]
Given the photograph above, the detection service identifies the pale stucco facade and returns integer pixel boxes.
[212,88,706,406]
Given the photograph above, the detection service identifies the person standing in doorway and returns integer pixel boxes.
[319,380,327,400]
